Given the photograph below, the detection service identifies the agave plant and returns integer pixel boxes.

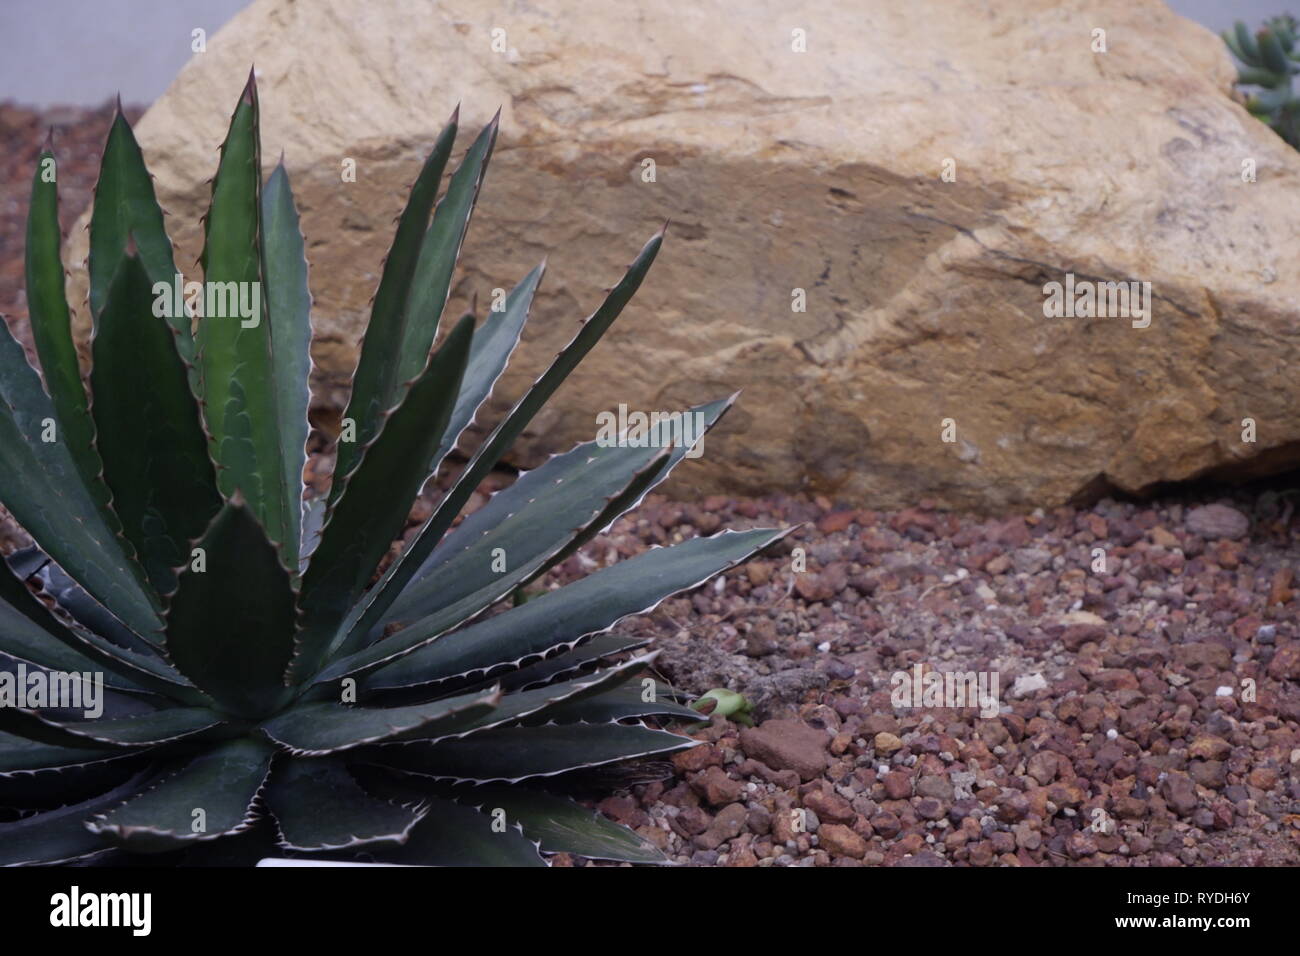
[1223,15,1300,150]
[0,72,784,866]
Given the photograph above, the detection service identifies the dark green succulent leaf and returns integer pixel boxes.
[25,553,156,657]
[339,229,665,648]
[1261,28,1291,74]
[0,318,160,636]
[394,115,497,389]
[25,143,112,520]
[0,550,96,648]
[374,655,654,743]
[431,263,543,470]
[496,632,650,691]
[89,107,184,342]
[1237,22,1261,63]
[0,564,207,701]
[1238,65,1283,86]
[196,72,291,555]
[0,706,227,751]
[0,771,151,865]
[86,737,274,853]
[373,721,696,783]
[259,686,500,756]
[292,313,473,680]
[373,394,734,639]
[1223,28,1246,63]
[378,793,544,866]
[164,497,297,718]
[0,729,137,774]
[318,445,670,684]
[359,527,789,692]
[91,251,221,595]
[266,756,427,851]
[333,109,459,496]
[531,679,705,725]
[0,745,146,811]
[261,161,313,570]
[388,441,674,635]
[0,586,148,692]
[455,784,667,863]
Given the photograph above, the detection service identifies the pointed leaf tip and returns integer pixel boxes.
[241,67,258,103]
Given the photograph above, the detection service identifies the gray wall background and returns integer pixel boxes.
[0,1,1284,107]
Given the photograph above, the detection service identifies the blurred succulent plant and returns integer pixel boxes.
[1223,16,1300,149]
[0,71,786,866]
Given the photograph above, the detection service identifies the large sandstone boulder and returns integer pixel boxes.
[66,0,1300,510]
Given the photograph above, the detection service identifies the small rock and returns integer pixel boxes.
[740,719,831,782]
[1185,504,1249,541]
[818,823,868,859]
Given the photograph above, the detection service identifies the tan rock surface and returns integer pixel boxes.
[65,0,1300,510]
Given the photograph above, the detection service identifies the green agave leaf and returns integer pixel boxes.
[316,444,671,684]
[89,106,185,343]
[25,142,111,519]
[339,229,665,650]
[360,527,788,692]
[260,686,499,756]
[333,108,459,497]
[0,706,227,751]
[454,784,667,863]
[266,756,427,851]
[430,263,543,471]
[530,679,705,724]
[261,161,314,571]
[394,115,498,392]
[0,729,137,775]
[91,251,221,595]
[24,553,156,657]
[196,71,291,555]
[0,748,146,811]
[164,498,297,718]
[375,394,734,637]
[291,313,474,680]
[0,582,148,692]
[496,632,650,691]
[0,771,151,865]
[373,721,696,783]
[385,442,674,633]
[86,737,274,852]
[0,318,160,636]
[378,793,544,866]
[373,655,654,743]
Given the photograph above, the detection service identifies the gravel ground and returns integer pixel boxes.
[3,103,1299,867]
[559,490,1300,867]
